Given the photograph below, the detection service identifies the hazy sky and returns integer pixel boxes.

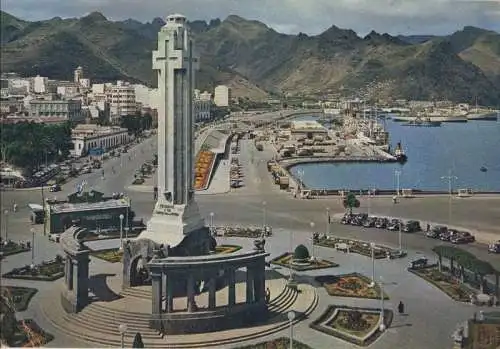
[2,0,499,35]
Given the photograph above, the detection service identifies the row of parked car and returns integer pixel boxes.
[341,213,476,245]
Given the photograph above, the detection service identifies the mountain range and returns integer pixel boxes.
[1,11,500,105]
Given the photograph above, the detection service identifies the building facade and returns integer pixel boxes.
[29,99,84,122]
[214,85,231,107]
[108,81,137,122]
[194,99,212,122]
[70,124,131,157]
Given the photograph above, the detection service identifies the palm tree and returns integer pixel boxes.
[343,192,360,214]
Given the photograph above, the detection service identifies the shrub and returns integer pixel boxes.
[293,244,310,262]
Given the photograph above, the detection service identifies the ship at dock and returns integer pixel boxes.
[392,142,407,163]
[402,114,442,127]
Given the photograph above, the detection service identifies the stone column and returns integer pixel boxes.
[76,252,90,310]
[68,259,74,291]
[246,265,254,304]
[208,276,216,309]
[151,270,163,316]
[165,273,174,313]
[187,274,196,312]
[65,257,71,288]
[227,268,236,307]
[253,259,266,303]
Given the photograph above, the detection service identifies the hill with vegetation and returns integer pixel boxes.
[1,11,499,105]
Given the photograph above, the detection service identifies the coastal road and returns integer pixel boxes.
[2,134,499,270]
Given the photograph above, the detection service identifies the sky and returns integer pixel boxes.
[2,0,500,36]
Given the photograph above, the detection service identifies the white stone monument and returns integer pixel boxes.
[136,14,207,250]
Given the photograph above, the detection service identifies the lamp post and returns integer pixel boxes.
[325,207,330,235]
[441,170,458,226]
[370,242,376,286]
[379,276,386,332]
[394,170,401,196]
[118,323,127,348]
[287,310,295,349]
[210,212,214,234]
[262,201,267,231]
[3,210,8,241]
[119,214,124,250]
[30,228,35,268]
[297,169,304,192]
[398,221,403,252]
[310,221,315,258]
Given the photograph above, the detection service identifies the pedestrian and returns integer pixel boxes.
[392,195,397,204]
[426,223,430,232]
[13,203,17,212]
[398,301,405,314]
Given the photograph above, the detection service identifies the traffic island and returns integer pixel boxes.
[0,240,31,258]
[408,266,476,302]
[5,319,54,347]
[91,248,123,263]
[214,244,242,254]
[271,252,339,271]
[310,305,393,346]
[2,257,65,281]
[234,337,313,349]
[214,226,268,239]
[314,236,405,259]
[0,286,38,311]
[315,273,389,300]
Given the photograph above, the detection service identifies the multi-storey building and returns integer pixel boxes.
[29,99,84,123]
[70,124,132,157]
[194,99,212,122]
[214,85,231,107]
[108,81,137,123]
[32,75,48,94]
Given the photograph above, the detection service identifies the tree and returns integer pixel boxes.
[343,193,360,214]
[132,332,144,348]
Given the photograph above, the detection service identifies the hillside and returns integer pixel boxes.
[1,11,499,104]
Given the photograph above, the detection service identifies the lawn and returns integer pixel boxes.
[2,259,65,281]
[316,273,389,300]
[0,286,38,311]
[215,244,242,254]
[91,249,123,263]
[0,241,30,257]
[7,319,54,347]
[271,252,339,271]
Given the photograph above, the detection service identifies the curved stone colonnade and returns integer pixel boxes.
[147,249,269,334]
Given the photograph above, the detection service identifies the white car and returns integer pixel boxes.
[488,241,500,253]
[48,233,61,243]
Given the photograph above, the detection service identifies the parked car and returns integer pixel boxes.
[409,257,428,269]
[375,218,389,229]
[341,214,353,225]
[451,232,475,244]
[351,213,368,226]
[387,219,402,231]
[48,233,61,243]
[427,225,447,238]
[488,241,500,253]
[363,217,377,228]
[402,220,421,233]
[49,184,61,192]
[441,229,460,241]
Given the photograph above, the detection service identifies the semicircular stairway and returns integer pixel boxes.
[40,278,318,348]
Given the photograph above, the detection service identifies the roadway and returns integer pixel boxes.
[1,131,499,271]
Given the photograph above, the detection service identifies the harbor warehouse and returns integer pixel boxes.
[45,192,131,234]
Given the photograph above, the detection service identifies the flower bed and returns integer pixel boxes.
[214,226,267,238]
[8,319,54,347]
[315,273,389,299]
[310,305,393,347]
[315,236,402,259]
[1,286,38,311]
[194,150,214,190]
[271,252,339,271]
[234,337,313,349]
[0,240,31,258]
[215,244,242,254]
[409,266,475,302]
[2,258,65,281]
[91,248,124,263]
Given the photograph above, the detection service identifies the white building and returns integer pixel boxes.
[134,84,159,109]
[70,124,131,157]
[29,99,84,123]
[213,85,231,107]
[79,78,91,89]
[200,91,212,101]
[108,81,137,122]
[92,84,106,94]
[56,84,79,98]
[32,75,48,94]
[8,78,30,95]
[74,66,84,83]
[194,99,212,122]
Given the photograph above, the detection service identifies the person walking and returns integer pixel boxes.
[398,301,405,314]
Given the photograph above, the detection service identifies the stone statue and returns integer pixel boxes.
[253,238,266,251]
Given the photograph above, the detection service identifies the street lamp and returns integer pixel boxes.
[394,170,402,196]
[441,170,458,226]
[118,323,128,348]
[287,310,295,349]
[210,212,214,234]
[370,242,376,286]
[3,210,8,241]
[30,228,35,268]
[262,201,267,231]
[119,214,124,250]
[325,207,330,235]
[310,222,315,258]
[379,276,386,332]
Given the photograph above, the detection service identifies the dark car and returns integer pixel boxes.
[451,232,475,244]
[341,214,353,225]
[427,225,447,238]
[375,218,389,229]
[49,184,61,192]
[441,229,460,241]
[387,219,402,231]
[363,217,377,228]
[402,220,421,233]
[409,257,428,269]
[351,213,368,226]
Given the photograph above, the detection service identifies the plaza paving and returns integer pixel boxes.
[1,131,499,348]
